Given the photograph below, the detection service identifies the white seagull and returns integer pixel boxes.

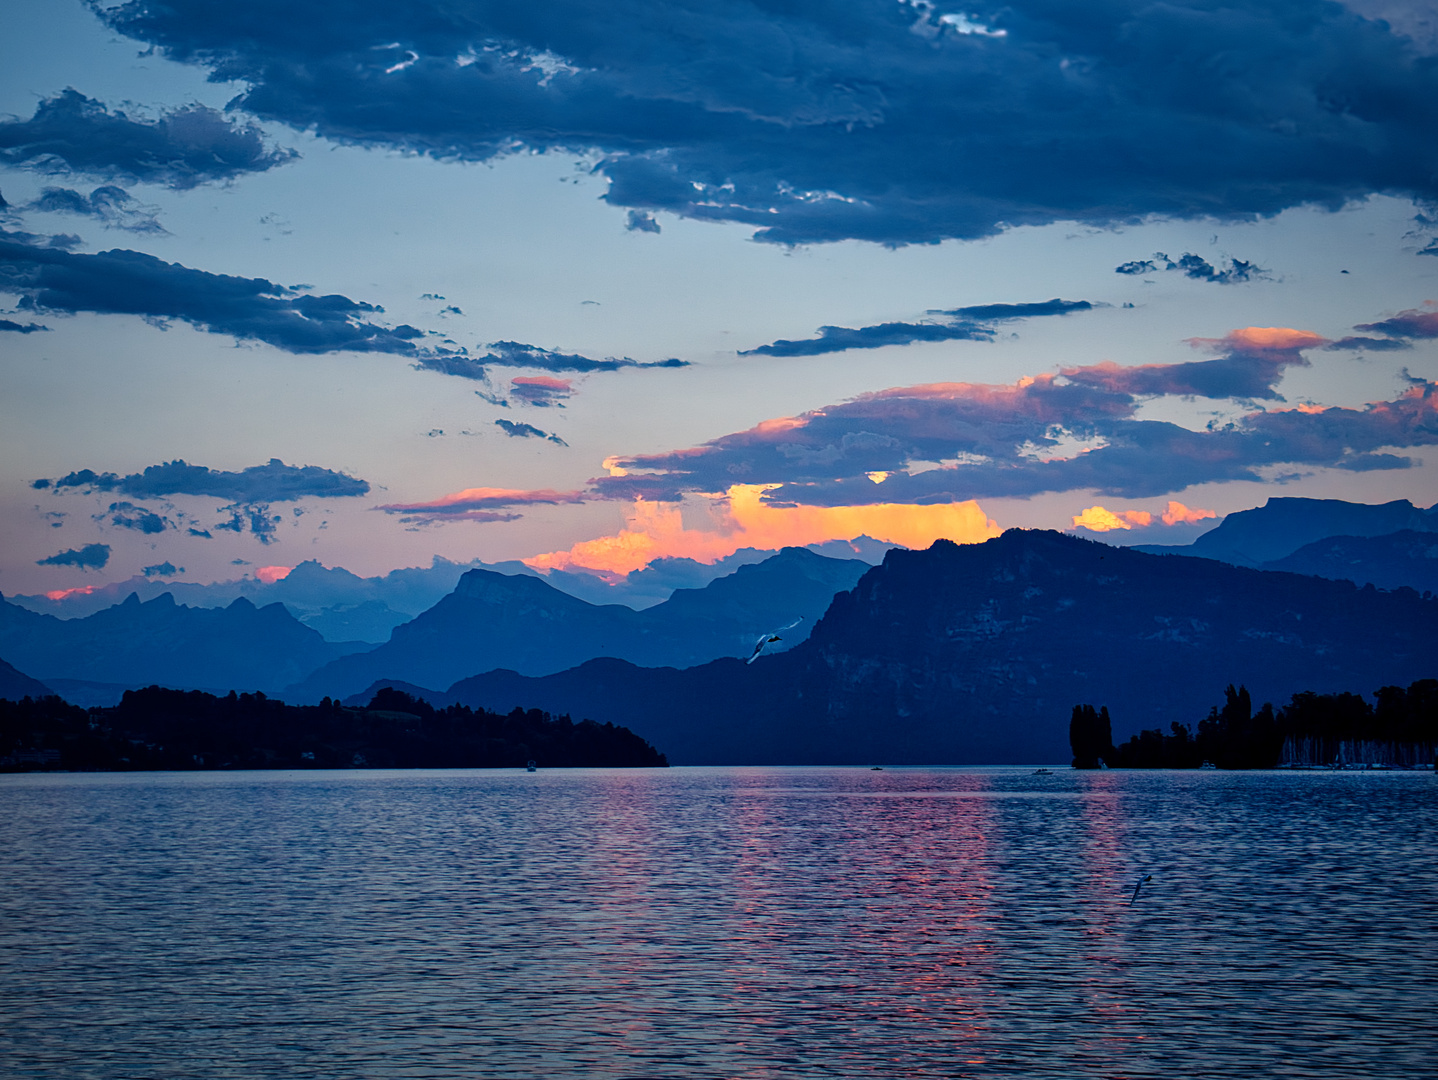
[747,618,804,664]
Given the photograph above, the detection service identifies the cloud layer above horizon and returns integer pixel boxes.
[95,0,1438,245]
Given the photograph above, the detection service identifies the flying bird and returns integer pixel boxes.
[747,618,803,664]
[1129,874,1153,906]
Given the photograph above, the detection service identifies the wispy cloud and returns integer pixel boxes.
[495,419,568,446]
[375,486,585,525]
[742,299,1093,357]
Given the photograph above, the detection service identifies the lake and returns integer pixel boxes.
[1,767,1433,1078]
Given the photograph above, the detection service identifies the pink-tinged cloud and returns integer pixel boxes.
[578,320,1437,505]
[44,584,103,602]
[1161,501,1217,526]
[375,486,585,525]
[511,376,575,407]
[256,565,292,584]
[376,487,587,514]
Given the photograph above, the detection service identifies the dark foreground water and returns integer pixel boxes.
[1,768,1434,1079]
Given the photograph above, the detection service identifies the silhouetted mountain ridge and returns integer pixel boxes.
[286,547,869,702]
[1136,497,1438,565]
[445,530,1438,764]
[0,591,366,694]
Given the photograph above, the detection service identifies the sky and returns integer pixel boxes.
[3,0,1437,598]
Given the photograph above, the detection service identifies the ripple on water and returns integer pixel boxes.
[0,767,1433,1078]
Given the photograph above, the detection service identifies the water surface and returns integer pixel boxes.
[1,767,1433,1078]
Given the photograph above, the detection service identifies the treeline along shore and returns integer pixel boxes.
[1071,680,1438,770]
[0,686,668,771]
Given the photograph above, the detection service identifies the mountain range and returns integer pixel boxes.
[1135,497,1438,565]
[287,547,870,703]
[0,592,365,700]
[435,530,1438,764]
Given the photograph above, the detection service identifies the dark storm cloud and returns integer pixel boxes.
[0,318,48,332]
[589,328,1438,504]
[23,185,165,234]
[495,419,568,446]
[743,298,1093,357]
[0,234,434,355]
[142,561,182,577]
[1115,253,1266,284]
[0,89,295,188]
[37,543,110,569]
[39,458,369,501]
[96,0,1438,245]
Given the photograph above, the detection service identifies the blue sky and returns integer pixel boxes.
[3,0,1437,594]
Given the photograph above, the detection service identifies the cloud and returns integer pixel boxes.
[585,324,1438,504]
[0,318,48,333]
[626,210,661,233]
[510,375,574,407]
[1064,327,1324,402]
[0,89,295,188]
[1325,335,1413,352]
[142,561,182,577]
[742,298,1093,357]
[37,543,110,569]
[102,501,170,534]
[375,486,584,525]
[39,458,369,501]
[256,565,291,584]
[23,185,165,234]
[495,419,568,445]
[1354,302,1438,341]
[1070,500,1217,532]
[96,1,1438,245]
[1116,252,1267,284]
[216,502,282,543]
[744,319,994,358]
[0,233,438,356]
[1071,506,1152,532]
[1161,501,1218,526]
[526,485,1001,578]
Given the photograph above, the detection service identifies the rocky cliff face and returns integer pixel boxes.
[450,531,1438,764]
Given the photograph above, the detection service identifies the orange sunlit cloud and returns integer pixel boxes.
[1188,326,1328,352]
[1161,501,1217,526]
[1071,506,1152,532]
[256,565,292,584]
[526,484,1000,577]
[1074,502,1218,532]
